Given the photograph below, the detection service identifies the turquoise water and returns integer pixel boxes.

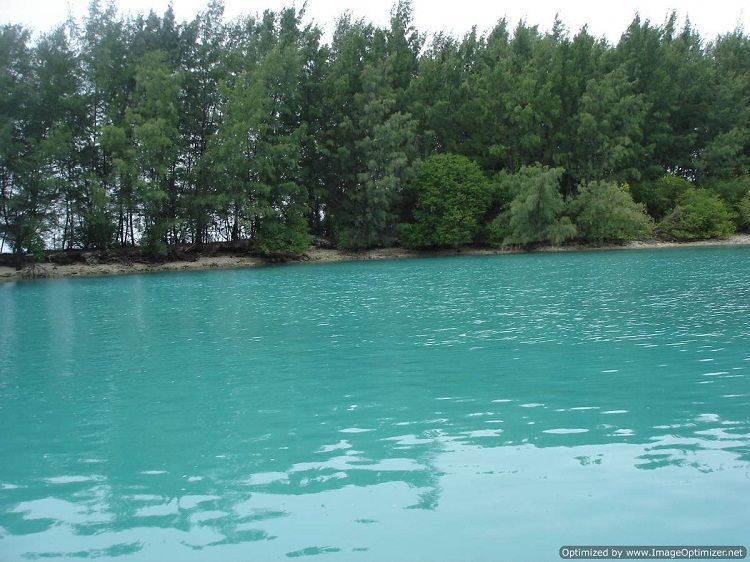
[1,248,749,561]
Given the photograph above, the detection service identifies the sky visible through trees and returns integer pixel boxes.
[1,0,748,258]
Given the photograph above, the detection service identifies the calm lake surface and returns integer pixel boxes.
[1,248,749,561]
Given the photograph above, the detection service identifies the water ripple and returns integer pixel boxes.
[1,248,749,559]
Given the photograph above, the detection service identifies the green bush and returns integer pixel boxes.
[26,233,47,263]
[704,175,750,207]
[657,188,736,240]
[256,212,311,257]
[481,215,511,246]
[704,175,750,230]
[569,181,653,242]
[502,165,576,245]
[81,184,115,250]
[399,154,492,249]
[737,191,750,231]
[140,221,169,258]
[630,175,691,220]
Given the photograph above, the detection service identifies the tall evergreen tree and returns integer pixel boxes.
[502,165,577,245]
[2,4,749,256]
[0,25,49,259]
[178,0,227,244]
[575,67,648,183]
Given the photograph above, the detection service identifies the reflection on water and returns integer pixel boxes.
[1,248,749,560]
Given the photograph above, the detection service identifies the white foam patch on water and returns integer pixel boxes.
[141,470,168,475]
[702,372,729,376]
[542,428,589,434]
[131,494,161,501]
[695,413,720,423]
[491,399,513,403]
[602,369,619,373]
[613,429,635,436]
[382,435,434,445]
[570,406,600,411]
[520,403,544,408]
[602,410,628,414]
[463,429,504,438]
[136,500,178,517]
[318,440,351,453]
[299,472,348,487]
[693,428,748,440]
[12,497,113,525]
[339,427,373,433]
[44,475,100,484]
[245,472,289,486]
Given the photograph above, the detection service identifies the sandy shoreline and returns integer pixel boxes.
[1,234,749,283]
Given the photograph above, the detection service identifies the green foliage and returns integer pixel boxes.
[482,215,511,247]
[81,183,116,250]
[574,67,648,183]
[325,11,420,250]
[501,165,577,245]
[26,234,46,262]
[697,127,750,180]
[569,181,653,242]
[129,51,181,248]
[738,191,750,231]
[630,175,691,220]
[400,154,491,249]
[694,30,750,180]
[204,34,310,249]
[335,106,418,249]
[2,8,750,256]
[140,221,169,258]
[0,25,61,259]
[255,210,311,257]
[658,189,736,240]
[704,175,750,207]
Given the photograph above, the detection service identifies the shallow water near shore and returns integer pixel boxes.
[1,247,749,561]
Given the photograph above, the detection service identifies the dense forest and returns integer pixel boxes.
[1,1,749,261]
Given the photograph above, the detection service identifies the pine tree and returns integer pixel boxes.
[502,165,577,245]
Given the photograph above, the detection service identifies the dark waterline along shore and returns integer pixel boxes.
[1,235,749,283]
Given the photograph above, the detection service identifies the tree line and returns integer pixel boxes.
[1,0,749,260]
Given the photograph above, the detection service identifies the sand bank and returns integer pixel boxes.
[1,234,749,283]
